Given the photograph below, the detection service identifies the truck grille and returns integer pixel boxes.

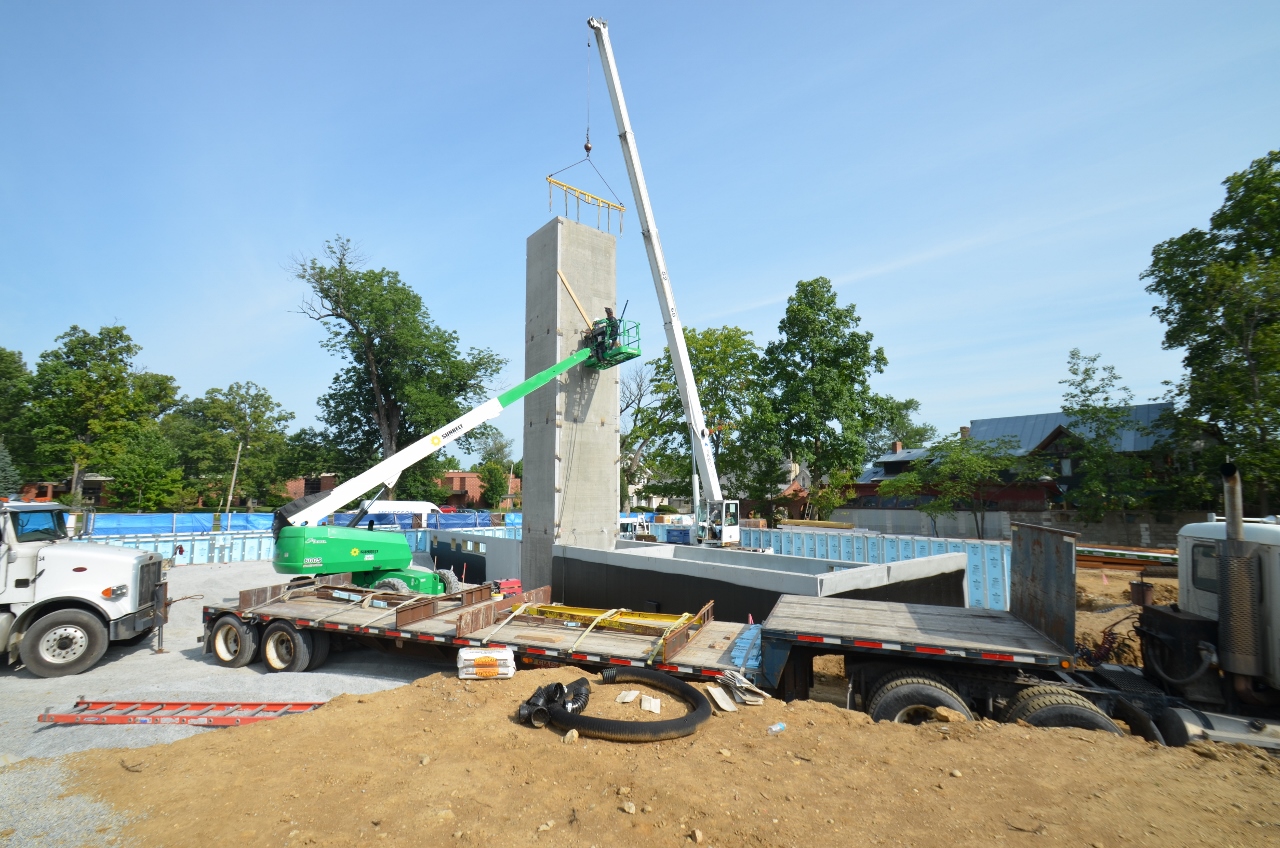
[137,558,162,608]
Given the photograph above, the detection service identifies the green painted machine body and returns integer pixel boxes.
[273,524,443,593]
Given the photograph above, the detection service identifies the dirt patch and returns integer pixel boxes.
[57,667,1280,848]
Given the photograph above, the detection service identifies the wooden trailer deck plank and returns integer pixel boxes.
[673,621,752,670]
[764,595,1065,656]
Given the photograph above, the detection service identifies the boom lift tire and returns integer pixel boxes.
[866,671,973,724]
[306,630,331,671]
[999,685,1094,723]
[1014,693,1123,735]
[262,621,315,673]
[210,615,260,668]
[436,568,461,594]
[18,609,109,678]
[548,667,711,742]
[373,578,411,594]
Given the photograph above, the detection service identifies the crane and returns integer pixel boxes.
[587,17,740,545]
[270,317,641,593]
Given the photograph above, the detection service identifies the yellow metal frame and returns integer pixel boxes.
[547,177,625,234]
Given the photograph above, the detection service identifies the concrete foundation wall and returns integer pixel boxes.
[832,507,1212,547]
[552,543,966,622]
[521,217,619,589]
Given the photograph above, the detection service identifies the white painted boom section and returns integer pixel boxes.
[287,398,504,528]
[588,17,723,502]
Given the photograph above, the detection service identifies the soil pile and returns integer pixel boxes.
[61,667,1280,847]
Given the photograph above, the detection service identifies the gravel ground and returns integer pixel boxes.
[0,560,451,847]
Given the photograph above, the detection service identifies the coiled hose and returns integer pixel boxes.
[547,667,712,743]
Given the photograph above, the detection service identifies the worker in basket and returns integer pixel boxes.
[591,307,621,365]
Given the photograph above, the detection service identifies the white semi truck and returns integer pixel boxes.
[0,502,167,678]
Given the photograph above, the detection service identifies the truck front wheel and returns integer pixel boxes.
[18,609,109,678]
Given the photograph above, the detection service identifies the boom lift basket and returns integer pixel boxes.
[585,318,641,370]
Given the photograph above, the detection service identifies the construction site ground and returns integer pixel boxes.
[3,565,1279,847]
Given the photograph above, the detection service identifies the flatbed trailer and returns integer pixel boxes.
[201,574,757,681]
[758,523,1173,740]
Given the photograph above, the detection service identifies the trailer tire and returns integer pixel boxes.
[210,615,260,668]
[1016,694,1123,735]
[436,568,460,594]
[306,630,331,671]
[866,672,972,724]
[18,609,109,678]
[1000,685,1093,723]
[373,578,411,594]
[262,621,314,673]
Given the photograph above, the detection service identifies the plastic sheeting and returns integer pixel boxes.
[89,512,274,535]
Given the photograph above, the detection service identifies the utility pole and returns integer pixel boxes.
[223,441,243,523]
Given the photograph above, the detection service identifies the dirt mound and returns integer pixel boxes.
[54,667,1280,847]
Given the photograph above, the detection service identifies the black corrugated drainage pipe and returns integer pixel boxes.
[548,667,712,742]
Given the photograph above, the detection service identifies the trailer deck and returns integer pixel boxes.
[763,594,1074,669]
[203,577,756,679]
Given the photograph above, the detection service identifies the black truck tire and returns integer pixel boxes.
[210,615,260,668]
[18,608,109,678]
[262,621,314,673]
[306,630,331,671]
[1016,694,1123,735]
[866,671,973,724]
[1000,685,1093,723]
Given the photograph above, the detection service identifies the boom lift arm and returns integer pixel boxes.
[275,319,641,533]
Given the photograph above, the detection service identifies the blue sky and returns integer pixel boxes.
[3,2,1278,464]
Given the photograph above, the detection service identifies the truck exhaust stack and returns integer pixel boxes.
[1217,463,1263,678]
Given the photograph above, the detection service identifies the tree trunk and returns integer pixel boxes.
[71,459,83,506]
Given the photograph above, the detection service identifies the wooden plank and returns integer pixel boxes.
[238,573,351,610]
[455,587,551,637]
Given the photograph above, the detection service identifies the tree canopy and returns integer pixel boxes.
[1143,150,1280,513]
[296,236,504,504]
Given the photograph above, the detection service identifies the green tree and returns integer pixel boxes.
[0,439,21,497]
[476,461,509,509]
[807,468,857,521]
[878,434,1022,538]
[107,422,186,510]
[1059,349,1151,522]
[863,397,937,459]
[296,237,502,503]
[763,278,888,481]
[163,382,294,508]
[0,348,34,477]
[25,326,177,502]
[1142,150,1280,513]
[472,428,514,469]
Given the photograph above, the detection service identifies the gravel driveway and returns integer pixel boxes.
[0,560,450,846]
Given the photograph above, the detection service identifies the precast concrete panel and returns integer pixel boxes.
[522,217,620,591]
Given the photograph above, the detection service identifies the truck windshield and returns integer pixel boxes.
[14,510,69,543]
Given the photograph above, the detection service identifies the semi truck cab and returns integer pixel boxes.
[0,502,166,678]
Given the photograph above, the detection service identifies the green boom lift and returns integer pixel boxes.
[271,317,639,594]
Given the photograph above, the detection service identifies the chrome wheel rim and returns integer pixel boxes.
[39,625,89,664]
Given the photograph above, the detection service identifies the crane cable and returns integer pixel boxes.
[547,36,623,209]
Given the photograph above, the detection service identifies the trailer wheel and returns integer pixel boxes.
[1000,685,1093,723]
[18,609,109,678]
[1015,694,1123,735]
[210,615,260,668]
[306,630,331,671]
[866,672,972,724]
[262,621,314,673]
[373,578,411,594]
[436,568,460,594]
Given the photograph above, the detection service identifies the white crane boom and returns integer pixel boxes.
[587,17,723,503]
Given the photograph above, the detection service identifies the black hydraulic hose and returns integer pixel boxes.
[547,666,712,743]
